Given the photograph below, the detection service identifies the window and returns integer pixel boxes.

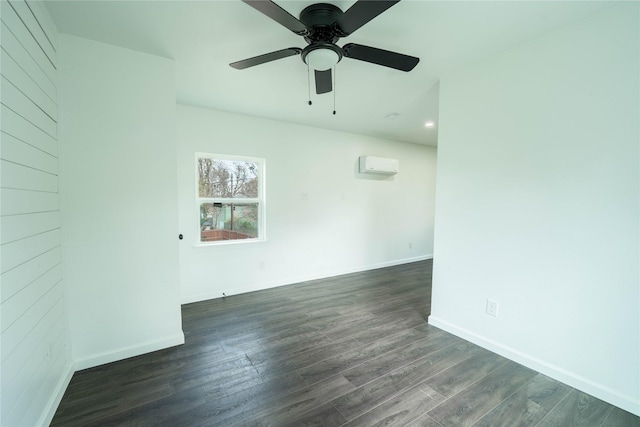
[196,154,265,244]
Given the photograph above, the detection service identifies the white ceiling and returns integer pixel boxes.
[45,0,614,146]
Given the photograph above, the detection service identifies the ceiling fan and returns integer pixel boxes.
[230,0,419,95]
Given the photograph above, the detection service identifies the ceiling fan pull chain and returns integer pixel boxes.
[333,66,336,115]
[307,63,312,106]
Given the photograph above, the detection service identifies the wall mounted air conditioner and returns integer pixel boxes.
[359,156,399,175]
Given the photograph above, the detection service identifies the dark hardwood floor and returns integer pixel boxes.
[52,260,639,426]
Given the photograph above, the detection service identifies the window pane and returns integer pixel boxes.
[198,158,259,198]
[200,203,259,242]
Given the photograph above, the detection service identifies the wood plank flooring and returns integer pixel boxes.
[51,260,639,426]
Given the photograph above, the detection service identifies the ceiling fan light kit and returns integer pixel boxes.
[302,43,342,71]
[231,0,419,97]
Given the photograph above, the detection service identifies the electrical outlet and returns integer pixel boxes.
[486,299,499,317]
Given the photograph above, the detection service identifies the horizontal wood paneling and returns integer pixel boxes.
[1,293,64,414]
[1,263,63,332]
[1,1,67,426]
[1,277,63,361]
[25,1,58,50]
[0,247,61,303]
[1,43,56,118]
[0,229,61,274]
[1,187,59,215]
[1,75,56,137]
[7,0,56,63]
[1,105,57,156]
[25,320,68,426]
[1,131,58,174]
[1,292,64,392]
[0,0,56,81]
[1,210,60,244]
[0,21,56,106]
[1,159,58,192]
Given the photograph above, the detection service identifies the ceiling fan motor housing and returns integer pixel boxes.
[299,3,345,43]
[299,3,346,69]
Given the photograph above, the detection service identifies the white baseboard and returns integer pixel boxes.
[428,316,640,417]
[37,362,74,427]
[73,332,185,371]
[182,255,433,304]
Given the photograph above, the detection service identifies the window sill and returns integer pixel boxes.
[193,238,267,248]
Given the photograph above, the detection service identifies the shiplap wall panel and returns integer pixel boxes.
[1,76,57,136]
[1,210,59,244]
[1,278,62,361]
[25,1,58,49]
[1,159,58,192]
[1,187,58,215]
[0,1,55,81]
[1,264,62,331]
[1,297,63,391]
[1,22,56,101]
[2,131,58,174]
[1,1,67,425]
[27,316,67,425]
[1,229,61,274]
[1,292,64,419]
[7,0,55,62]
[2,48,56,117]
[2,105,57,156]
[1,247,61,303]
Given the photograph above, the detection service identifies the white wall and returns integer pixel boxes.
[0,1,72,425]
[177,105,437,303]
[431,3,639,415]
[58,35,183,370]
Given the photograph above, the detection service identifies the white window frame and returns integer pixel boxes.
[195,153,266,246]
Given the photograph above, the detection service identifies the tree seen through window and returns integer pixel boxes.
[197,156,263,243]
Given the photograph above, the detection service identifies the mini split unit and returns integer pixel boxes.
[359,156,399,175]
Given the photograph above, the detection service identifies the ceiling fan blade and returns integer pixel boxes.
[315,69,332,94]
[337,0,399,36]
[343,43,419,71]
[230,48,302,70]
[242,0,308,35]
